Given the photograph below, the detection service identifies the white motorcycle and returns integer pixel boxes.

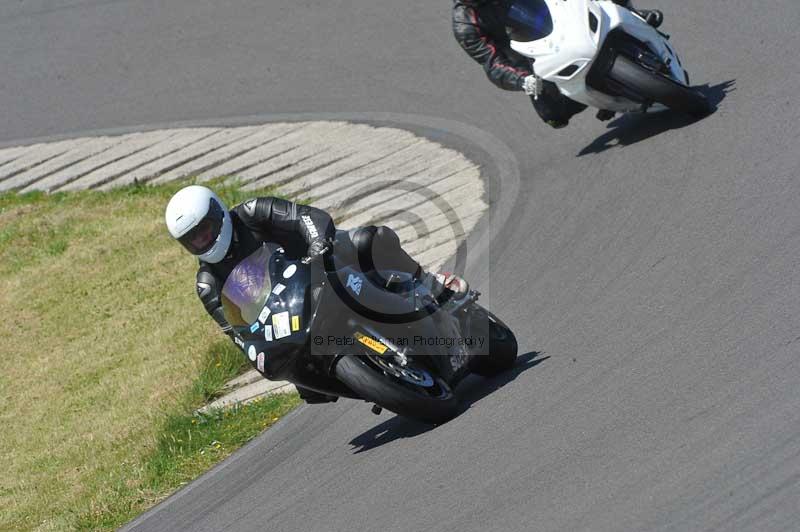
[507,0,710,117]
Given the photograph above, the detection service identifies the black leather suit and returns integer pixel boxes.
[452,0,644,125]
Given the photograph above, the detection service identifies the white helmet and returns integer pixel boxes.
[165,185,232,263]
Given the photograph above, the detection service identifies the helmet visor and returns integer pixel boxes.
[177,199,225,255]
[506,0,553,42]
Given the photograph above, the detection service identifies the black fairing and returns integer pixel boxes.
[222,246,314,380]
[310,263,450,364]
[586,29,671,102]
[222,246,466,399]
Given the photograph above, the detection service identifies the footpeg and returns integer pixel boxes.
[384,273,401,289]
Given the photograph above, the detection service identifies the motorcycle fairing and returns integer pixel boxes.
[223,246,313,379]
[221,245,476,398]
[508,0,688,112]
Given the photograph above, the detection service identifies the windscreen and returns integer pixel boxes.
[221,244,277,326]
[506,0,553,42]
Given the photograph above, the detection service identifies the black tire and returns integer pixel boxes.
[470,307,519,377]
[334,355,459,423]
[609,54,711,117]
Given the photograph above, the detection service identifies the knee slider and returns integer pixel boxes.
[351,226,378,253]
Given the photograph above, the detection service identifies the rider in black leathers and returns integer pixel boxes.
[452,0,663,128]
[167,188,467,404]
[195,197,427,337]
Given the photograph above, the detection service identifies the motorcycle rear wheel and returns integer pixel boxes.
[334,355,459,424]
[609,54,711,117]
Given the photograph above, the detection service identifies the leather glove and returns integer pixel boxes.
[228,329,245,349]
[522,75,543,98]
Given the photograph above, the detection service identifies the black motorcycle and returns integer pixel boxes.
[220,243,517,423]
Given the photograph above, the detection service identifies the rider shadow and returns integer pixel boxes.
[347,351,548,454]
[578,79,736,157]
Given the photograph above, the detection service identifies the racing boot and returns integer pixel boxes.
[531,80,588,129]
[637,9,663,28]
[596,109,616,122]
[420,271,469,304]
[297,386,338,404]
[613,1,663,28]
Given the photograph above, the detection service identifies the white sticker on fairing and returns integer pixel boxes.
[264,325,273,341]
[283,264,297,279]
[256,352,265,373]
[258,305,271,324]
[234,336,244,348]
[272,311,291,339]
[247,344,257,362]
[272,283,286,295]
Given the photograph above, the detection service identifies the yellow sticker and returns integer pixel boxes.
[291,315,300,332]
[355,332,388,354]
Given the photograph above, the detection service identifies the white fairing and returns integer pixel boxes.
[510,0,688,113]
[165,185,232,263]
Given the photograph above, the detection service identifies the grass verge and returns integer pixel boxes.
[0,180,301,531]
[76,340,301,531]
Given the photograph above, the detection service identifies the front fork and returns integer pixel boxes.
[437,290,483,385]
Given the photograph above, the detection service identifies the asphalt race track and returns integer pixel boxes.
[3,1,800,531]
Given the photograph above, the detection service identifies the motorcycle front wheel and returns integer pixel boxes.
[468,306,519,377]
[334,355,459,424]
[609,54,711,117]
